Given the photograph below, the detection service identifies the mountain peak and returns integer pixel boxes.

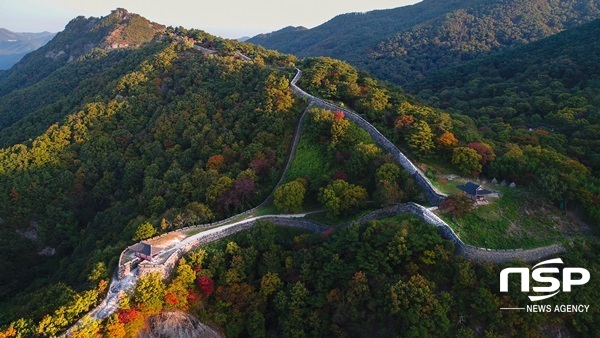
[1,9,164,90]
[44,8,164,61]
[112,7,130,16]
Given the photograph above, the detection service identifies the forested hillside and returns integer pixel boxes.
[249,0,600,86]
[1,5,599,336]
[295,57,599,227]
[0,9,165,145]
[99,220,599,337]
[249,0,474,59]
[0,13,302,326]
[0,9,164,97]
[411,18,600,177]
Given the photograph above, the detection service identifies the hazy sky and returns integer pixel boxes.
[1,0,420,38]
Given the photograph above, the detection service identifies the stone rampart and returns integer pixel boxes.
[290,69,446,206]
[137,217,331,279]
[351,203,565,263]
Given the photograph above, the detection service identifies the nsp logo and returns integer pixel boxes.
[500,258,590,301]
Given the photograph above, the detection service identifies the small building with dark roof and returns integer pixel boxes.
[457,181,492,202]
[131,242,161,262]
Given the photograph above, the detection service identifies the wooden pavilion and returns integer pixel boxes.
[457,181,492,202]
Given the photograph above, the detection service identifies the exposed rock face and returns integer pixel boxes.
[38,246,56,256]
[1,8,165,94]
[42,8,164,63]
[140,311,221,338]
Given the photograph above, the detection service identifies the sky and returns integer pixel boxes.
[0,0,420,39]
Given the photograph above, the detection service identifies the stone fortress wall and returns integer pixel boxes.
[290,69,446,206]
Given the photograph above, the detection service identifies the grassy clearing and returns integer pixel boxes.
[430,177,463,195]
[284,133,333,183]
[440,187,577,249]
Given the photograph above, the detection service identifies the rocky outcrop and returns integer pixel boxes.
[142,311,221,338]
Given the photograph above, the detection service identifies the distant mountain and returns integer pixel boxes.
[236,36,251,42]
[0,8,165,139]
[0,8,164,96]
[411,18,600,173]
[0,28,55,69]
[249,0,600,86]
[0,53,27,70]
[250,25,308,46]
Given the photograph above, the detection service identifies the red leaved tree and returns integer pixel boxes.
[197,276,214,298]
[118,308,139,324]
[332,170,348,181]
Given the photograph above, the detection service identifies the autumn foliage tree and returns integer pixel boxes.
[197,276,214,298]
[118,308,139,324]
[439,194,474,217]
[206,154,225,171]
[452,147,482,177]
[394,115,415,131]
[467,142,496,166]
[274,180,306,213]
[436,131,459,151]
[332,170,349,181]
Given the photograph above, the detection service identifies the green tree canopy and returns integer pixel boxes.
[274,180,306,213]
[452,147,483,177]
[319,179,368,219]
[133,221,156,241]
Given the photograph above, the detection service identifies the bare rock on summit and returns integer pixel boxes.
[140,311,221,338]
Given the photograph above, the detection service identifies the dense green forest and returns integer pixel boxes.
[412,18,600,176]
[296,56,599,226]
[0,9,164,145]
[249,0,600,87]
[1,5,599,336]
[0,13,303,328]
[86,220,599,337]
[276,106,422,217]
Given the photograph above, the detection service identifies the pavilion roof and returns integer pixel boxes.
[457,181,492,196]
[131,242,161,256]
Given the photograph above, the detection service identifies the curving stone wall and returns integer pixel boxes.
[67,51,567,337]
[290,69,446,206]
[122,68,565,281]
[137,217,330,279]
[351,203,565,263]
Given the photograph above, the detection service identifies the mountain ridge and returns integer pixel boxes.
[411,17,600,173]
[249,0,473,59]
[249,0,600,86]
[0,8,164,96]
[0,8,166,139]
[0,28,55,69]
